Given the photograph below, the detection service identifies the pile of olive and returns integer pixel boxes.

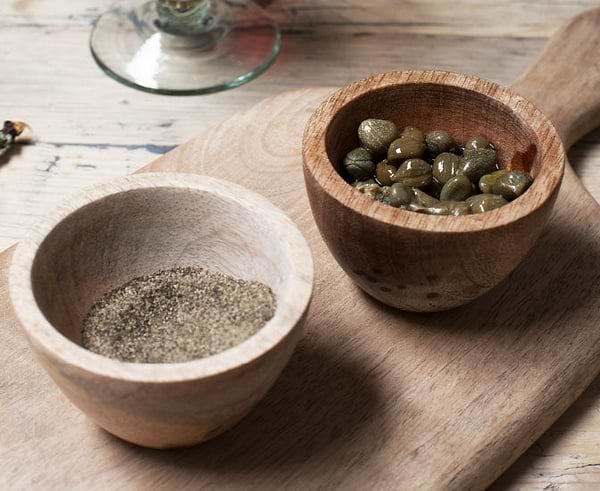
[342,119,534,215]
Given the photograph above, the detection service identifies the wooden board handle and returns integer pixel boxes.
[512,7,600,149]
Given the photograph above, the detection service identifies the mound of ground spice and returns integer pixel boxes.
[82,266,276,363]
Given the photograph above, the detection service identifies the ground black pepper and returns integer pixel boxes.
[82,266,276,363]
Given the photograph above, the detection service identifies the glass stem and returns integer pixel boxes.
[156,0,223,36]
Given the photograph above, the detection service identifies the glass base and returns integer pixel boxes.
[90,0,281,95]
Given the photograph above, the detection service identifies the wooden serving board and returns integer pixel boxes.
[3,10,600,491]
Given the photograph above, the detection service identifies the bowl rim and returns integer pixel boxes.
[9,173,314,383]
[302,70,565,233]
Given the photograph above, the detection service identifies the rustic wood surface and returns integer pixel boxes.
[1,84,599,488]
[2,0,600,489]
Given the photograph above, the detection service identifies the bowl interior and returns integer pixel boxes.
[31,186,296,347]
[326,83,540,177]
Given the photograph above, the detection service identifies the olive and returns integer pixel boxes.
[358,119,399,156]
[401,126,425,144]
[479,169,510,194]
[353,179,383,200]
[411,188,439,207]
[388,137,426,163]
[465,135,494,151]
[492,170,534,201]
[433,152,461,185]
[381,183,412,208]
[343,147,375,181]
[392,158,432,188]
[458,148,497,183]
[425,130,455,156]
[440,175,475,201]
[466,194,508,214]
[376,160,397,186]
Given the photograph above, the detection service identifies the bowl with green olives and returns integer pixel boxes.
[303,71,565,312]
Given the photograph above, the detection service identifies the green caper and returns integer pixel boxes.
[492,170,534,201]
[387,137,426,163]
[431,201,471,216]
[409,201,470,216]
[381,183,412,208]
[440,175,475,201]
[463,146,496,159]
[343,147,375,181]
[465,136,493,151]
[408,204,438,214]
[479,169,510,194]
[445,201,471,216]
[433,152,461,185]
[345,122,532,216]
[358,119,399,156]
[376,160,397,186]
[458,148,497,183]
[427,178,443,199]
[425,130,455,156]
[392,158,432,188]
[376,186,390,203]
[411,188,439,207]
[466,194,508,214]
[353,179,382,200]
[401,126,425,144]
[353,178,376,187]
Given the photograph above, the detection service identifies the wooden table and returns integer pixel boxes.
[2,1,600,489]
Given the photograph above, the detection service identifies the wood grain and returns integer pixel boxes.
[3,1,600,489]
[4,12,600,480]
[303,70,564,311]
[3,0,600,251]
[1,81,600,488]
[8,174,313,448]
[511,7,600,149]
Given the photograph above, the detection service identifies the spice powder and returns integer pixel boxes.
[82,266,277,363]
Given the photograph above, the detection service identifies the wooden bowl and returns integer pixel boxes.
[9,173,313,448]
[303,71,564,312]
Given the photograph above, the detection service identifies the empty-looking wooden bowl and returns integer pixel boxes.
[303,71,564,312]
[9,173,313,448]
